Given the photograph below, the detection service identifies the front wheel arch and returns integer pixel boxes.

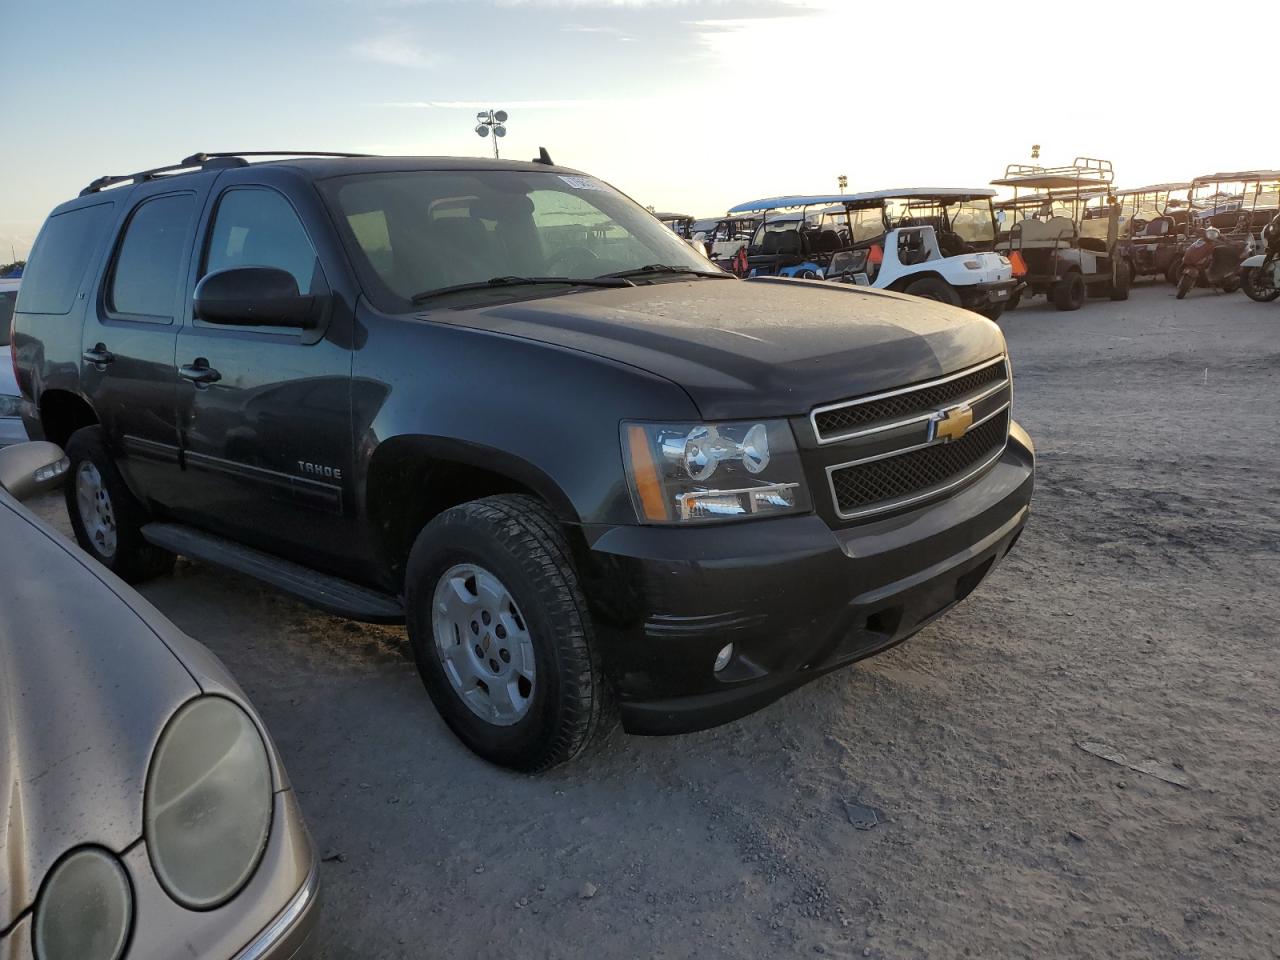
[365,436,580,592]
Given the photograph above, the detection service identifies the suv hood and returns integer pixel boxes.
[425,277,1006,420]
[0,494,198,932]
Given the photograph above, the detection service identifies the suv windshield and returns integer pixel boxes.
[323,170,716,310]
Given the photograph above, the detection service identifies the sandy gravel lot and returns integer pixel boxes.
[31,283,1280,959]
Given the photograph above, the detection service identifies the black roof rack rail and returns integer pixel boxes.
[79,150,378,197]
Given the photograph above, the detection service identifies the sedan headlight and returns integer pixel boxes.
[622,420,810,523]
[34,848,132,960]
[145,696,273,909]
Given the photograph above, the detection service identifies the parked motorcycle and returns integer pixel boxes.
[1240,211,1280,303]
[1175,227,1246,299]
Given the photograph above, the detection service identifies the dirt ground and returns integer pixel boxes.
[32,283,1280,959]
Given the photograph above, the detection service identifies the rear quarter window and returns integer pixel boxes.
[17,202,115,315]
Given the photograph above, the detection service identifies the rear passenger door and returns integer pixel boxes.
[82,183,205,506]
[170,178,356,572]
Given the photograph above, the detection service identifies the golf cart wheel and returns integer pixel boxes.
[1176,272,1194,299]
[1109,260,1132,301]
[903,276,961,306]
[1241,265,1280,302]
[404,494,613,772]
[1166,258,1182,284]
[978,304,1005,321]
[1051,272,1086,311]
[1004,290,1021,312]
[63,426,175,583]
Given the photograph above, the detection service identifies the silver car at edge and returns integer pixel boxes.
[0,278,26,447]
[0,442,319,960]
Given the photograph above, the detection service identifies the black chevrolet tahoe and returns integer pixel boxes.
[11,152,1034,771]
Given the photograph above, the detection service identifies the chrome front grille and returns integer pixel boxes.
[829,409,1009,517]
[811,357,1009,444]
[809,356,1012,521]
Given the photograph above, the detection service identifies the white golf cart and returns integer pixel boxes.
[992,158,1130,311]
[724,189,1018,319]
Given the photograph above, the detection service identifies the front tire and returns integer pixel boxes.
[63,426,174,583]
[405,495,612,772]
[1051,272,1086,311]
[1176,272,1194,299]
[1241,265,1280,302]
[1110,260,1132,301]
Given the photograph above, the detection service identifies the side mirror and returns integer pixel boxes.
[0,441,69,501]
[193,267,322,328]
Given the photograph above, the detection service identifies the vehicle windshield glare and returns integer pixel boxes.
[323,170,717,310]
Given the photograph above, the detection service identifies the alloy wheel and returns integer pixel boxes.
[431,563,536,726]
[75,461,118,558]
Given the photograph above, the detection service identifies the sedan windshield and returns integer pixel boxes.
[323,170,719,310]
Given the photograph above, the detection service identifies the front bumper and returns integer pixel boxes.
[582,423,1034,735]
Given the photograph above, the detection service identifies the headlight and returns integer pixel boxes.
[34,847,132,960]
[145,696,273,909]
[622,420,810,523]
[0,394,22,418]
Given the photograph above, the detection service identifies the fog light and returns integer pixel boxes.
[713,643,734,673]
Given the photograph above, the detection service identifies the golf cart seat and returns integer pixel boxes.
[1010,216,1074,248]
[760,230,802,256]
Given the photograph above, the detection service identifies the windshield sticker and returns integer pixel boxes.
[559,175,605,191]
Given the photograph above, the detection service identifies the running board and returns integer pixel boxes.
[141,523,405,624]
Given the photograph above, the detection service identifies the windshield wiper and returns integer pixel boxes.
[411,275,635,304]
[598,264,734,281]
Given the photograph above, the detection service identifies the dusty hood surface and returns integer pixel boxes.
[0,493,197,932]
[423,277,1006,419]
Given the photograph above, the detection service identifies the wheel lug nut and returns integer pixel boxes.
[481,611,492,626]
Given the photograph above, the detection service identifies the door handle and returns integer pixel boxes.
[179,359,222,385]
[82,344,115,366]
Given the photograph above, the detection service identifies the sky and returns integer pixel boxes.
[2,0,1272,260]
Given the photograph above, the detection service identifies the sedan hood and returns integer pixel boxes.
[0,495,198,932]
[424,277,1006,419]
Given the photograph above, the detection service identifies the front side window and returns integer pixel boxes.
[110,194,196,319]
[203,188,320,295]
[323,170,712,310]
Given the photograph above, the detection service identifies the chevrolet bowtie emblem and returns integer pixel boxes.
[929,402,974,443]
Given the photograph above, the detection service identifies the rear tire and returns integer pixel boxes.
[1166,258,1182,284]
[1051,272,1086,311]
[903,276,962,306]
[1004,290,1021,312]
[1109,260,1132,301]
[404,494,613,772]
[1241,265,1280,302]
[1176,272,1194,299]
[978,303,1005,321]
[1220,275,1241,294]
[63,426,174,583]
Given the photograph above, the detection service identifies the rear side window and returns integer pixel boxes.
[203,188,320,295]
[17,202,115,315]
[109,194,197,319]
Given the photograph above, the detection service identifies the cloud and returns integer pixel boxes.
[561,23,622,32]
[351,35,438,68]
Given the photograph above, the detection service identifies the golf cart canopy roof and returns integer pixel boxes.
[995,190,1111,209]
[653,211,694,221]
[728,187,996,216]
[1112,182,1192,197]
[1191,170,1280,186]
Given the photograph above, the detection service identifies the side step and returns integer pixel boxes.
[141,523,405,624]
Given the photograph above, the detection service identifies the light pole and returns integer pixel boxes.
[475,109,508,159]
[1031,144,1040,161]
[837,174,847,195]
